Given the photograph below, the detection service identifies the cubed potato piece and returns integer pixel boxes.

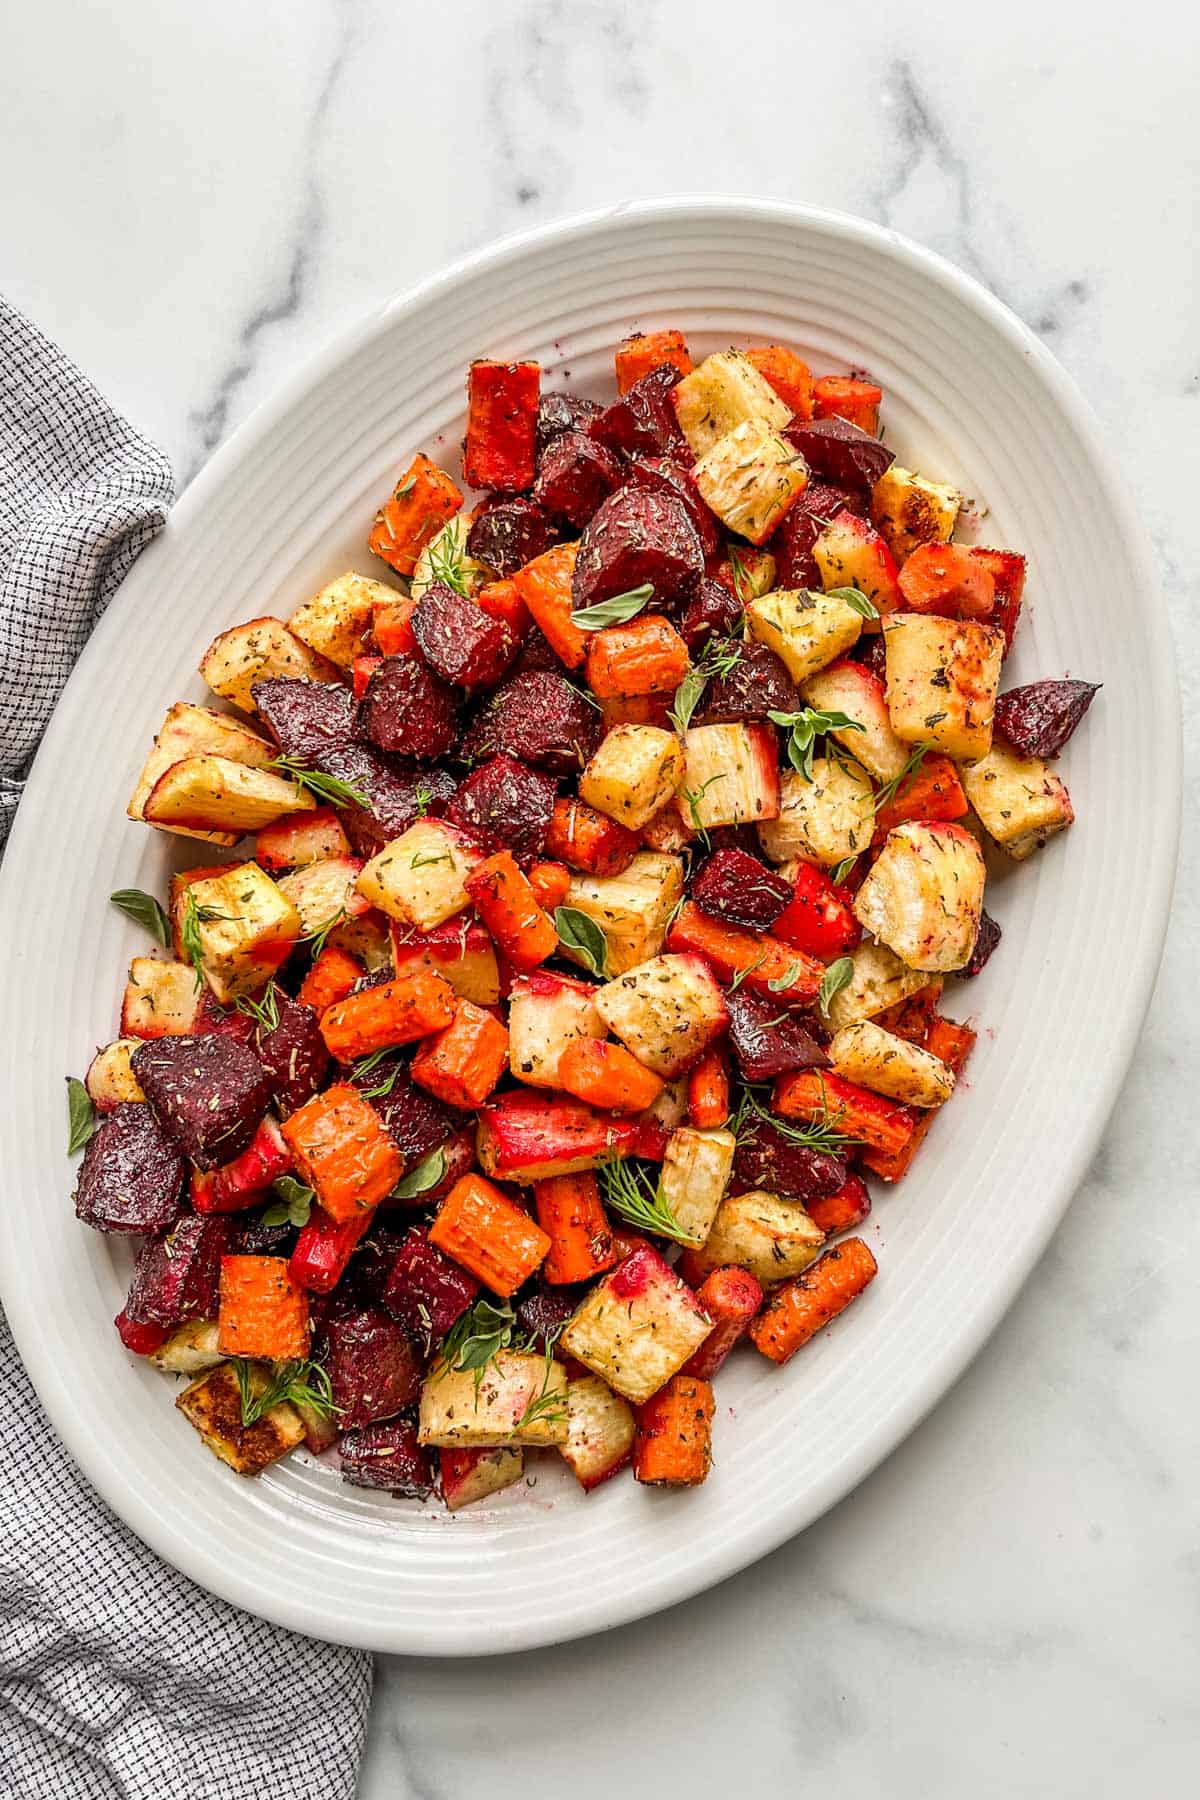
[440,1445,525,1511]
[507,970,605,1088]
[356,820,482,931]
[828,1020,955,1107]
[659,1126,736,1244]
[883,613,1004,762]
[417,1351,569,1447]
[757,759,874,868]
[287,572,395,668]
[328,909,392,971]
[175,1361,304,1476]
[679,723,779,830]
[560,1247,713,1404]
[149,1319,223,1374]
[799,661,909,784]
[692,420,808,545]
[199,617,340,714]
[277,855,368,939]
[409,513,493,604]
[85,1038,146,1109]
[961,742,1075,860]
[391,918,501,1006]
[820,938,930,1030]
[120,958,205,1038]
[853,821,986,972]
[673,350,793,458]
[127,702,277,846]
[720,545,776,599]
[746,587,863,683]
[871,464,962,563]
[256,808,351,870]
[184,863,302,1003]
[142,755,315,835]
[812,511,903,614]
[595,954,727,1078]
[579,726,685,831]
[689,1191,825,1286]
[559,1375,636,1490]
[562,852,685,977]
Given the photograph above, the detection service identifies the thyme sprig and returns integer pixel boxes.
[598,1157,694,1245]
[180,894,236,991]
[234,1357,337,1427]
[235,981,281,1034]
[732,1085,861,1156]
[871,744,930,816]
[267,757,370,811]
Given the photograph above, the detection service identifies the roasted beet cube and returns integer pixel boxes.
[700,641,800,723]
[678,577,744,651]
[355,651,460,758]
[411,580,518,690]
[514,625,561,673]
[770,481,867,589]
[724,990,829,1083]
[533,430,622,527]
[962,908,1002,978]
[229,1212,297,1258]
[461,669,600,774]
[784,416,895,493]
[379,1226,480,1346]
[74,1103,185,1234]
[589,363,687,460]
[627,455,722,561]
[353,1063,458,1162]
[339,1416,433,1495]
[705,824,766,858]
[445,753,558,863]
[994,679,1100,759]
[467,496,560,578]
[733,1115,846,1202]
[515,1282,580,1350]
[253,992,329,1115]
[319,1303,422,1429]
[131,1035,272,1170]
[314,744,455,858]
[573,488,704,613]
[251,677,355,759]
[537,390,601,453]
[124,1213,229,1327]
[692,847,792,930]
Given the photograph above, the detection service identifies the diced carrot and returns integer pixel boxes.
[686,1047,730,1129]
[410,999,509,1109]
[218,1254,310,1359]
[281,1083,403,1222]
[745,345,814,420]
[477,578,531,637]
[861,1016,975,1182]
[511,543,584,668]
[255,808,350,871]
[288,1206,373,1294]
[298,943,363,1014]
[666,902,823,1004]
[813,376,882,434]
[682,1267,763,1378]
[429,1173,550,1296]
[464,852,558,972]
[772,862,862,961]
[600,692,674,731]
[585,614,690,699]
[368,453,463,578]
[897,542,996,621]
[319,969,456,1062]
[463,359,540,492]
[615,329,693,393]
[372,595,417,655]
[545,796,640,877]
[969,548,1026,653]
[556,1038,665,1114]
[874,982,943,1046]
[749,1237,878,1364]
[773,1069,916,1158]
[527,860,571,913]
[533,1171,620,1284]
[805,1171,871,1237]
[871,753,968,842]
[352,654,383,698]
[633,1375,714,1487]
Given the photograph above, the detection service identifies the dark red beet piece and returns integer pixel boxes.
[700,641,800,723]
[351,1063,460,1163]
[770,507,822,589]
[314,745,455,858]
[74,1103,185,1235]
[379,1226,481,1347]
[589,363,688,460]
[446,754,558,863]
[355,651,459,758]
[251,677,355,759]
[514,625,561,673]
[678,577,743,650]
[114,1311,169,1355]
[461,669,600,774]
[320,1304,422,1429]
[253,992,329,1115]
[573,488,704,613]
[705,824,766,858]
[692,847,792,931]
[124,1214,229,1327]
[733,1115,846,1201]
[994,679,1100,759]
[533,429,622,528]
[536,391,601,455]
[724,991,830,1083]
[411,581,518,689]
[196,998,257,1046]
[784,416,895,492]
[516,1283,581,1350]
[467,496,560,577]
[626,455,722,561]
[339,1416,434,1495]
[229,1213,296,1257]
[131,1036,272,1171]
[961,908,1002,978]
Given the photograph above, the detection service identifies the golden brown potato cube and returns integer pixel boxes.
[176,1361,304,1476]
[142,756,314,835]
[672,350,793,457]
[819,938,931,1030]
[746,586,864,684]
[883,613,1004,762]
[853,821,986,972]
[199,618,340,714]
[689,1191,825,1285]
[356,820,481,931]
[579,725,685,831]
[288,572,397,668]
[692,420,808,545]
[562,852,686,977]
[127,702,277,846]
[870,465,961,562]
[184,862,302,1004]
[417,1353,569,1448]
[828,1020,955,1107]
[961,742,1075,860]
[560,1249,712,1405]
[757,758,874,868]
[659,1126,736,1244]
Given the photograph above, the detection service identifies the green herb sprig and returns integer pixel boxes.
[570,584,654,630]
[109,888,171,948]
[235,981,281,1034]
[234,1357,337,1427]
[824,584,880,621]
[598,1157,694,1245]
[554,906,609,979]
[180,893,236,991]
[427,527,470,597]
[870,744,929,817]
[66,1077,98,1155]
[437,1297,518,1393]
[267,757,370,811]
[817,955,856,1014]
[391,1147,446,1200]
[768,707,865,782]
[261,1175,316,1229]
[667,636,744,736]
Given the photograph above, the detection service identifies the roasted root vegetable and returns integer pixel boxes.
[464,852,558,971]
[853,821,986,972]
[281,1082,403,1221]
[812,511,902,615]
[410,999,510,1109]
[813,376,882,433]
[772,1069,916,1158]
[288,572,395,669]
[870,752,968,843]
[686,1046,731,1129]
[390,918,501,1007]
[356,820,482,931]
[428,1173,550,1295]
[692,419,808,544]
[534,1172,620,1284]
[579,724,685,831]
[616,329,693,392]
[861,1015,975,1182]
[682,1266,764,1378]
[746,586,863,683]
[179,863,302,1005]
[658,1126,736,1244]
[672,350,793,458]
[512,542,585,668]
[633,1375,714,1487]
[85,1039,146,1110]
[545,796,640,877]
[585,614,689,699]
[559,1375,637,1489]
[689,1191,825,1286]
[256,806,350,871]
[771,861,862,961]
[477,1090,642,1182]
[749,1236,878,1363]
[463,359,540,492]
[870,464,961,562]
[418,1350,568,1447]
[319,970,456,1062]
[666,901,823,1004]
[369,453,463,577]
[960,740,1075,860]
[176,1362,305,1476]
[745,344,814,418]
[560,1245,713,1405]
[440,1446,525,1511]
[200,618,339,714]
[897,542,996,621]
[883,613,1004,762]
[595,954,727,1078]
[560,851,685,975]
[757,759,875,870]
[128,702,276,845]
[556,1037,665,1113]
[217,1255,310,1360]
[678,723,780,830]
[820,937,931,1030]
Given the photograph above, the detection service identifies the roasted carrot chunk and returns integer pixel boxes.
[633,1375,714,1487]
[682,1267,763,1378]
[805,1171,872,1237]
[372,596,418,655]
[686,1046,731,1129]
[527,859,572,913]
[511,543,584,668]
[410,999,510,1110]
[281,1083,403,1222]
[465,852,558,972]
[813,376,882,434]
[773,1069,916,1158]
[745,345,814,419]
[429,1173,550,1296]
[368,453,462,578]
[860,1016,975,1182]
[615,329,693,393]
[896,542,996,622]
[585,614,690,699]
[477,578,531,637]
[218,1255,310,1359]
[600,693,674,731]
[298,944,363,1015]
[873,982,943,1046]
[870,753,968,843]
[749,1237,878,1364]
[533,1171,620,1284]
[463,359,540,491]
[319,969,456,1062]
[556,1038,665,1114]
[544,796,640,877]
[666,902,823,1005]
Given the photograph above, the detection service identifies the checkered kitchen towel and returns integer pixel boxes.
[0,297,372,1797]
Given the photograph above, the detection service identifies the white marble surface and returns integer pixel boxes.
[4,2,1198,1793]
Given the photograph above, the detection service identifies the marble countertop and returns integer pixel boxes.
[4,2,1196,1794]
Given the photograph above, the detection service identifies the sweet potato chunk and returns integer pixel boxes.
[368,452,463,578]
[281,1082,403,1221]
